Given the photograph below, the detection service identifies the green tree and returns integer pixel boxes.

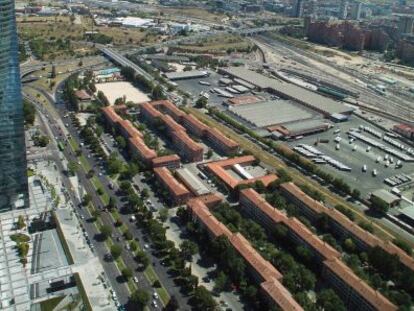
[165,295,179,311]
[180,240,199,261]
[91,209,101,222]
[393,238,413,256]
[192,286,216,310]
[100,225,112,240]
[151,85,164,100]
[115,136,127,149]
[82,194,92,206]
[317,289,346,311]
[110,244,123,260]
[135,251,150,268]
[17,215,26,229]
[23,100,36,125]
[130,289,150,307]
[195,96,208,108]
[159,208,169,222]
[370,196,389,215]
[121,267,133,280]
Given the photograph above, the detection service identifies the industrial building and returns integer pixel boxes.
[205,156,278,190]
[225,95,262,106]
[228,99,315,128]
[268,119,331,139]
[165,70,209,81]
[187,198,303,311]
[219,67,354,117]
[370,189,401,208]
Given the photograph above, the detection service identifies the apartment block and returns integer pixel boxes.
[118,119,143,139]
[154,167,191,205]
[323,259,397,311]
[239,188,396,311]
[170,130,204,162]
[181,114,209,137]
[151,154,181,169]
[205,156,278,190]
[102,106,122,128]
[204,128,239,156]
[280,182,414,275]
[240,189,340,265]
[161,114,186,134]
[128,137,157,164]
[147,100,239,156]
[186,198,303,311]
[141,102,162,121]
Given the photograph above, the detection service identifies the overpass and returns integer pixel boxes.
[99,47,154,81]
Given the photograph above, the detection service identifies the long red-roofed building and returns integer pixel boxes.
[280,182,414,272]
[186,198,303,311]
[205,156,278,190]
[239,188,397,311]
[154,167,192,205]
[128,137,157,164]
[151,154,181,169]
[145,100,239,156]
[170,130,204,162]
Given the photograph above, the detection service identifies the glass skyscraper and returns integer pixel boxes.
[0,0,29,211]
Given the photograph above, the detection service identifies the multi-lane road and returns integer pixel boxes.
[24,84,191,309]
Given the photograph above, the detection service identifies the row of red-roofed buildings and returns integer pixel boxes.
[239,188,397,311]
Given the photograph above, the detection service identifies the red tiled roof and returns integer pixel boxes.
[141,102,162,118]
[102,106,122,124]
[240,189,339,261]
[129,137,157,161]
[152,154,181,166]
[196,193,224,208]
[230,233,282,281]
[206,156,277,190]
[187,198,232,238]
[74,89,91,101]
[281,182,414,273]
[161,114,186,133]
[280,182,325,214]
[118,119,144,139]
[154,167,190,197]
[206,127,239,149]
[285,217,340,260]
[171,130,204,153]
[182,114,209,134]
[227,95,260,106]
[324,259,397,311]
[151,99,185,120]
[260,280,304,311]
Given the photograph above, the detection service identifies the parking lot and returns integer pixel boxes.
[289,115,414,197]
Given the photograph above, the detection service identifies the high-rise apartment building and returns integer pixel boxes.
[339,0,348,19]
[0,0,29,211]
[293,0,304,18]
[398,15,414,35]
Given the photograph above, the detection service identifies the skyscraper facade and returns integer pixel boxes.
[0,0,29,211]
[293,0,304,18]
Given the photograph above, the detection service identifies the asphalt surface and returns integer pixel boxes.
[50,83,191,309]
